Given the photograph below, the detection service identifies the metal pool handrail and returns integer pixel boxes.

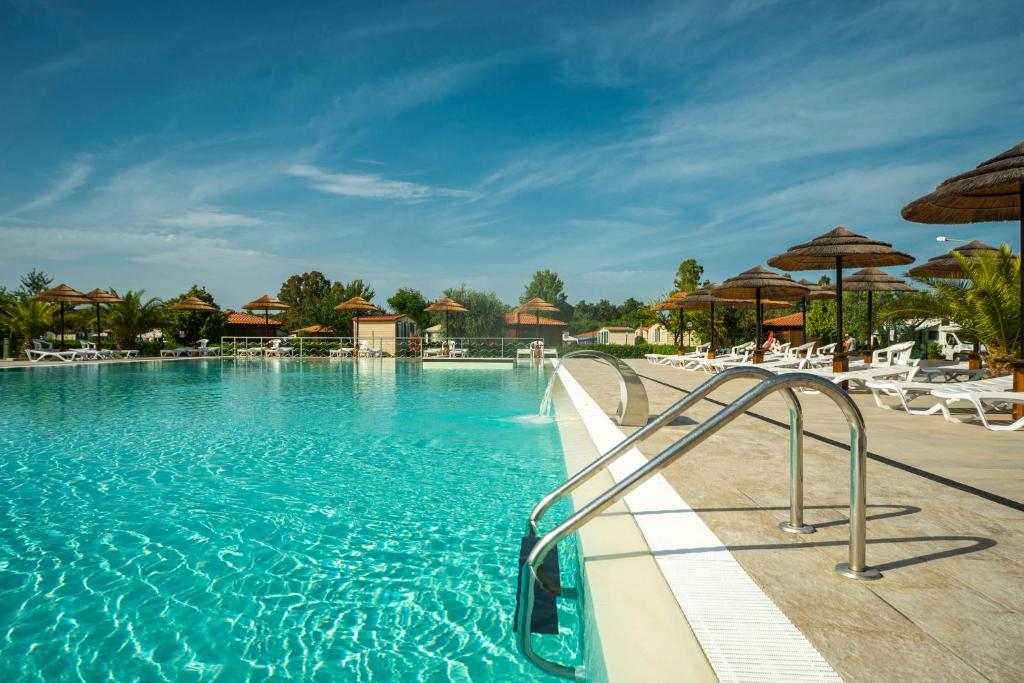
[517,372,876,680]
[528,366,810,537]
[552,350,649,426]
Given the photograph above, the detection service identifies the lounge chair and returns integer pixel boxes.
[866,375,1012,414]
[26,339,77,362]
[79,340,117,360]
[646,343,711,366]
[915,363,986,383]
[160,347,190,357]
[928,387,1024,431]
[329,346,354,359]
[188,339,220,357]
[358,340,383,358]
[266,338,296,357]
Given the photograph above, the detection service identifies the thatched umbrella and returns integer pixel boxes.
[794,279,835,344]
[652,292,688,350]
[242,294,290,326]
[85,289,125,349]
[902,141,1023,410]
[30,284,93,350]
[908,240,1000,278]
[424,297,469,342]
[713,267,809,363]
[334,296,379,352]
[838,268,916,361]
[516,297,560,343]
[768,226,914,372]
[167,296,218,344]
[674,285,788,358]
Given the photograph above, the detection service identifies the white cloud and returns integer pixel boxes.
[13,161,92,213]
[158,208,265,229]
[288,164,474,201]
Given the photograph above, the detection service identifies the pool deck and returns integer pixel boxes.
[561,357,1023,683]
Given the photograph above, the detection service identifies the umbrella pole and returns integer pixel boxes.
[834,256,848,375]
[95,303,102,350]
[60,302,66,351]
[864,290,874,364]
[708,302,715,359]
[1014,183,1024,419]
[753,289,763,363]
[801,298,807,346]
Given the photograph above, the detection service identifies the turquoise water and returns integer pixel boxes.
[0,360,580,681]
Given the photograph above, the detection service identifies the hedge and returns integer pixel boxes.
[556,343,692,359]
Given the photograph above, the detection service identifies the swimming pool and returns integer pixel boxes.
[0,360,580,681]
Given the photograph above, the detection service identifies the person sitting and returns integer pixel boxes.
[761,331,777,351]
[843,333,858,353]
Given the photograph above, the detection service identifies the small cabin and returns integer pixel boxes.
[504,311,567,348]
[357,314,418,357]
[596,326,635,345]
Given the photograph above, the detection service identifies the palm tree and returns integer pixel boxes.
[0,299,54,356]
[105,290,164,350]
[886,244,1021,365]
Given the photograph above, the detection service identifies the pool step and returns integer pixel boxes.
[515,533,561,634]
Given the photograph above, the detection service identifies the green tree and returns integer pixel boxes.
[278,271,332,328]
[670,258,704,345]
[673,258,704,293]
[442,285,508,336]
[619,297,659,329]
[521,269,570,320]
[0,299,54,356]
[388,288,429,329]
[18,268,53,297]
[163,285,227,344]
[105,290,164,349]
[886,244,1020,363]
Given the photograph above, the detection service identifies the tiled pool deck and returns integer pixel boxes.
[562,357,1023,682]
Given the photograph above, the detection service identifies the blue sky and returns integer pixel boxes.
[2,0,1022,309]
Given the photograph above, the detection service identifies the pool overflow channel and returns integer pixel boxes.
[518,361,879,680]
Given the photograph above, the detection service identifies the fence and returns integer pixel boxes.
[220,336,544,359]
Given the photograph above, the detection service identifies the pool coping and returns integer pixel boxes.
[549,377,717,682]
[552,362,844,683]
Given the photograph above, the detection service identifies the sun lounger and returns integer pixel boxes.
[265,338,295,357]
[915,363,986,383]
[26,339,77,362]
[160,347,190,357]
[329,347,354,359]
[929,386,1024,431]
[866,375,1012,414]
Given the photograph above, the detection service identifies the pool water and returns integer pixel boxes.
[0,360,580,681]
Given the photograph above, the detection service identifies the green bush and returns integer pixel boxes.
[558,343,689,359]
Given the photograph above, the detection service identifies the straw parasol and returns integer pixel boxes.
[768,226,914,372]
[516,297,560,343]
[242,294,290,326]
[30,284,93,350]
[673,285,789,358]
[84,289,125,349]
[334,296,379,349]
[167,296,218,344]
[907,240,1001,278]
[838,268,916,359]
[652,292,687,349]
[424,297,469,341]
[901,140,1024,410]
[167,296,217,313]
[713,267,809,362]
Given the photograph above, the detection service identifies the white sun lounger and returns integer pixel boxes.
[26,339,77,362]
[929,386,1024,431]
[865,375,1012,414]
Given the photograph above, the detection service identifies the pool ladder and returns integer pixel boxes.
[515,366,880,680]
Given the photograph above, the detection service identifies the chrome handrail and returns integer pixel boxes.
[517,372,877,680]
[529,366,811,538]
[552,350,649,426]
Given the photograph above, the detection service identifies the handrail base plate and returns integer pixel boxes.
[779,521,816,534]
[835,562,881,581]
